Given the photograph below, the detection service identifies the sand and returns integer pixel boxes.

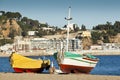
[0,73,120,80]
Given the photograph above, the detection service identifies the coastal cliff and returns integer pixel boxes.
[0,19,22,38]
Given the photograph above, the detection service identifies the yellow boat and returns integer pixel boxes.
[10,52,50,73]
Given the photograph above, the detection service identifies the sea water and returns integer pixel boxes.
[0,55,120,76]
[90,55,120,75]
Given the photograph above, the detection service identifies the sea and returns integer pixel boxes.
[0,55,120,76]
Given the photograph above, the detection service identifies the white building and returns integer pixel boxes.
[42,27,55,31]
[90,45,103,50]
[28,31,38,36]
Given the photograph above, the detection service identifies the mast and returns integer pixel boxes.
[65,6,72,52]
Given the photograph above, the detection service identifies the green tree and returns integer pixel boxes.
[73,24,80,32]
[103,36,109,43]
[0,38,13,46]
[81,24,86,31]
[114,21,120,33]
[91,31,101,44]
[0,11,5,15]
[15,12,22,20]
[22,31,28,37]
[107,29,117,36]
[4,12,22,20]
[40,23,48,27]
[36,29,47,37]
[21,17,28,23]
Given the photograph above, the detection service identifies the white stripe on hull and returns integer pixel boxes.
[62,58,97,67]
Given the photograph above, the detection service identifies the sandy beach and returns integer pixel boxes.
[0,73,120,80]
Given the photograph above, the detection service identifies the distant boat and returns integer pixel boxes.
[10,52,50,73]
[53,7,99,74]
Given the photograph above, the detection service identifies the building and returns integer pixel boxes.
[90,45,103,50]
[28,31,38,36]
[102,43,120,50]
[13,36,31,52]
[12,36,82,53]
[42,27,55,31]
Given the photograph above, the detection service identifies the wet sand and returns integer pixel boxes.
[0,73,120,80]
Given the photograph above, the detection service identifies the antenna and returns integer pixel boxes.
[65,6,72,52]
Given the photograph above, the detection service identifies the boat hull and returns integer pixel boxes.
[54,52,99,73]
[13,68,45,73]
[59,58,98,73]
[59,64,93,73]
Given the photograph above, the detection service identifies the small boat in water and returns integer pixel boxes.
[10,52,50,73]
[54,51,99,73]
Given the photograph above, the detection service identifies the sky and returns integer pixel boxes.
[1,0,120,29]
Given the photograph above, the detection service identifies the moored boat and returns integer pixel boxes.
[53,7,99,74]
[54,51,99,73]
[10,52,50,73]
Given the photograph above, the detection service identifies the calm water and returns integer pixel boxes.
[0,55,120,76]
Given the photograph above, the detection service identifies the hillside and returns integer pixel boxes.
[0,19,22,38]
[0,11,120,48]
[109,33,120,43]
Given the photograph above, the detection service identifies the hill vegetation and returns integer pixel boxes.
[92,21,120,44]
[0,11,120,46]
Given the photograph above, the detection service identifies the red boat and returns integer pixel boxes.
[10,52,50,73]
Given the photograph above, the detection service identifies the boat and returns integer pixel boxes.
[10,52,50,73]
[54,51,99,73]
[53,7,99,74]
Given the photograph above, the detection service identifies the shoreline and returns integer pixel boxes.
[0,53,120,57]
[0,72,120,80]
[0,50,120,57]
[0,51,52,57]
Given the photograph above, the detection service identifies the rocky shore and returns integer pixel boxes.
[0,73,120,80]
